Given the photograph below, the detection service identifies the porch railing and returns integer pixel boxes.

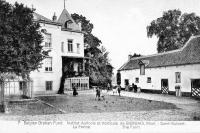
[64,77,89,91]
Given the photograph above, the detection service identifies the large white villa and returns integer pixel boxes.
[2,7,89,97]
[118,36,200,98]
[30,8,87,95]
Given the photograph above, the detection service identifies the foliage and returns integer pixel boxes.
[116,71,121,85]
[71,13,113,86]
[131,53,142,58]
[0,1,46,80]
[88,46,113,86]
[71,13,101,49]
[147,9,200,53]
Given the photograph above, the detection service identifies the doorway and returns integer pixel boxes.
[191,79,200,98]
[161,79,169,94]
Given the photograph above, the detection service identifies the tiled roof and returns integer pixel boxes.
[119,36,200,71]
[33,12,52,22]
[33,12,62,26]
[57,9,80,31]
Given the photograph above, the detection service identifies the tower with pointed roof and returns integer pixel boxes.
[28,3,86,95]
[57,1,81,31]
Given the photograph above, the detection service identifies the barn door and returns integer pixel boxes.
[161,79,169,94]
[191,79,200,98]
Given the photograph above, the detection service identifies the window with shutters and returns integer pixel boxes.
[44,33,52,48]
[68,40,73,52]
[45,57,52,71]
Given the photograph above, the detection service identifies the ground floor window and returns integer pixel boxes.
[45,57,52,72]
[135,78,139,83]
[147,77,151,83]
[125,79,129,86]
[46,81,53,91]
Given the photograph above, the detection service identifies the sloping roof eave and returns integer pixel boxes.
[118,35,200,71]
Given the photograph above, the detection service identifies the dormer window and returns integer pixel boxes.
[138,60,145,75]
[64,20,73,29]
[64,21,68,28]
[140,64,145,75]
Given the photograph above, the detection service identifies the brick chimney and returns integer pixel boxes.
[52,12,57,21]
[128,54,132,60]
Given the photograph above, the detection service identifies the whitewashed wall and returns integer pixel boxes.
[120,64,200,93]
[30,23,84,94]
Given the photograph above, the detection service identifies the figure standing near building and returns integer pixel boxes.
[117,85,121,96]
[73,84,78,96]
[96,87,101,100]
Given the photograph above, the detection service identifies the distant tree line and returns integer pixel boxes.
[147,9,200,53]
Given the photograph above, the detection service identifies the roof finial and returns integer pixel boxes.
[31,4,36,11]
[64,0,66,9]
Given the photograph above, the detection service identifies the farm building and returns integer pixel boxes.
[118,36,200,98]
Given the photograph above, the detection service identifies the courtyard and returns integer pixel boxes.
[0,90,200,121]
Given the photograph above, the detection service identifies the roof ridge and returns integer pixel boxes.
[118,35,200,71]
[130,35,198,61]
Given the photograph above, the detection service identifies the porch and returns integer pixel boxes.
[58,56,90,93]
[64,77,89,91]
[62,56,89,77]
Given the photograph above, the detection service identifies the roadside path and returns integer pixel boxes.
[108,91,198,104]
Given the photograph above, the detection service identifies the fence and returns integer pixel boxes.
[0,80,33,103]
[64,77,89,91]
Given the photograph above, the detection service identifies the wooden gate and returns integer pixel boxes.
[191,79,200,98]
[161,79,169,94]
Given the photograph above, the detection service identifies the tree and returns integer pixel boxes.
[71,13,113,87]
[0,1,46,80]
[89,46,113,86]
[147,9,200,53]
[0,1,46,112]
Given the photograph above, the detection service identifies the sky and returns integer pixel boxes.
[6,0,200,73]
